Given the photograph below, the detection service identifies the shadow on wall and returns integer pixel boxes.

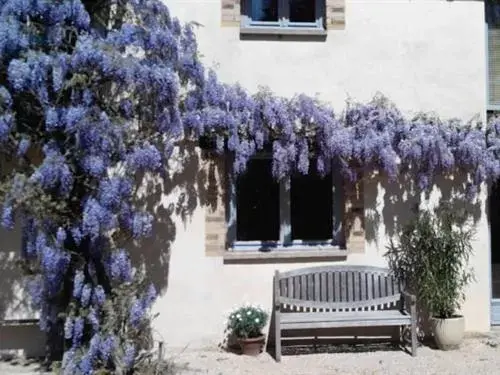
[364,170,483,338]
[0,142,221,357]
[364,170,482,245]
[126,141,220,296]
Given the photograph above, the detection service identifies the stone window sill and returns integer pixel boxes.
[223,248,347,264]
[240,27,327,37]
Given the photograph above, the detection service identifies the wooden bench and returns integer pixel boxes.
[273,265,417,361]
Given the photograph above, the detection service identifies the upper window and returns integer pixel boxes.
[487,4,500,110]
[227,156,344,251]
[241,0,325,35]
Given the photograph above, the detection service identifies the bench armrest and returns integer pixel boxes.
[401,290,416,305]
[401,290,417,319]
[274,270,281,308]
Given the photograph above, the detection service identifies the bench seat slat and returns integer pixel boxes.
[279,265,393,279]
[321,272,326,302]
[279,294,401,310]
[281,310,411,329]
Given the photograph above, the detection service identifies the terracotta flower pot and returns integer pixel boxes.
[238,335,265,356]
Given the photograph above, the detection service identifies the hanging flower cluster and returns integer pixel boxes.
[0,0,499,374]
[189,80,500,196]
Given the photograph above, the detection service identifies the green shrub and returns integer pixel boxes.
[226,304,269,339]
[385,206,474,319]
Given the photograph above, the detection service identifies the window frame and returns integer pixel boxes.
[240,0,326,35]
[226,153,345,252]
[487,22,500,110]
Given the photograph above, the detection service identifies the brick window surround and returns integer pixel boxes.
[203,153,365,259]
[221,0,345,30]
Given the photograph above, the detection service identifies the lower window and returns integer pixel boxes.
[228,156,344,250]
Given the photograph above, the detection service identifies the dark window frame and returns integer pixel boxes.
[226,153,344,251]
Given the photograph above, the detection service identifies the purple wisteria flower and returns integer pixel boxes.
[92,285,106,307]
[129,299,146,328]
[80,284,92,308]
[82,198,116,239]
[64,317,74,340]
[107,249,132,282]
[56,227,66,245]
[126,143,162,172]
[131,212,153,238]
[17,138,30,156]
[72,317,84,348]
[73,270,85,299]
[1,203,14,229]
[144,283,157,308]
[123,342,136,370]
[99,335,116,362]
[41,246,70,297]
[87,308,99,333]
[0,114,13,142]
[30,147,74,196]
[61,349,77,375]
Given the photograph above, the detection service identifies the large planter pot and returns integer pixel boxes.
[238,335,265,356]
[430,315,465,350]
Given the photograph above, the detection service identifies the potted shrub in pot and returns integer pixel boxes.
[385,206,474,350]
[226,304,269,356]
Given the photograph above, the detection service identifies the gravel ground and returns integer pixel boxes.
[0,361,48,374]
[2,336,500,374]
[167,336,500,375]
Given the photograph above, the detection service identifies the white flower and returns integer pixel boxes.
[246,310,252,315]
[255,318,260,323]
[236,313,241,318]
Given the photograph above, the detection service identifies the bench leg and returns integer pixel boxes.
[275,327,281,362]
[411,320,417,357]
[274,272,282,362]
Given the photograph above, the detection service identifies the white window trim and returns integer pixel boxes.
[226,154,345,252]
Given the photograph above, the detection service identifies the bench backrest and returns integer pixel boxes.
[274,266,402,311]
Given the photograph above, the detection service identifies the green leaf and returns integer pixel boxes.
[385,206,474,318]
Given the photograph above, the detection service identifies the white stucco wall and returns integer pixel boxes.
[0,0,490,355]
[169,0,486,120]
[153,0,490,349]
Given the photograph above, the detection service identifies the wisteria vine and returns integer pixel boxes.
[1,0,500,374]
[195,82,500,198]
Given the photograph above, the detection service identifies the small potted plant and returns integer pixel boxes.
[385,205,474,350]
[226,304,269,356]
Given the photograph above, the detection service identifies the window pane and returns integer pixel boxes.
[291,170,333,241]
[251,0,278,22]
[289,0,316,23]
[488,28,500,106]
[236,159,279,241]
[487,6,500,106]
